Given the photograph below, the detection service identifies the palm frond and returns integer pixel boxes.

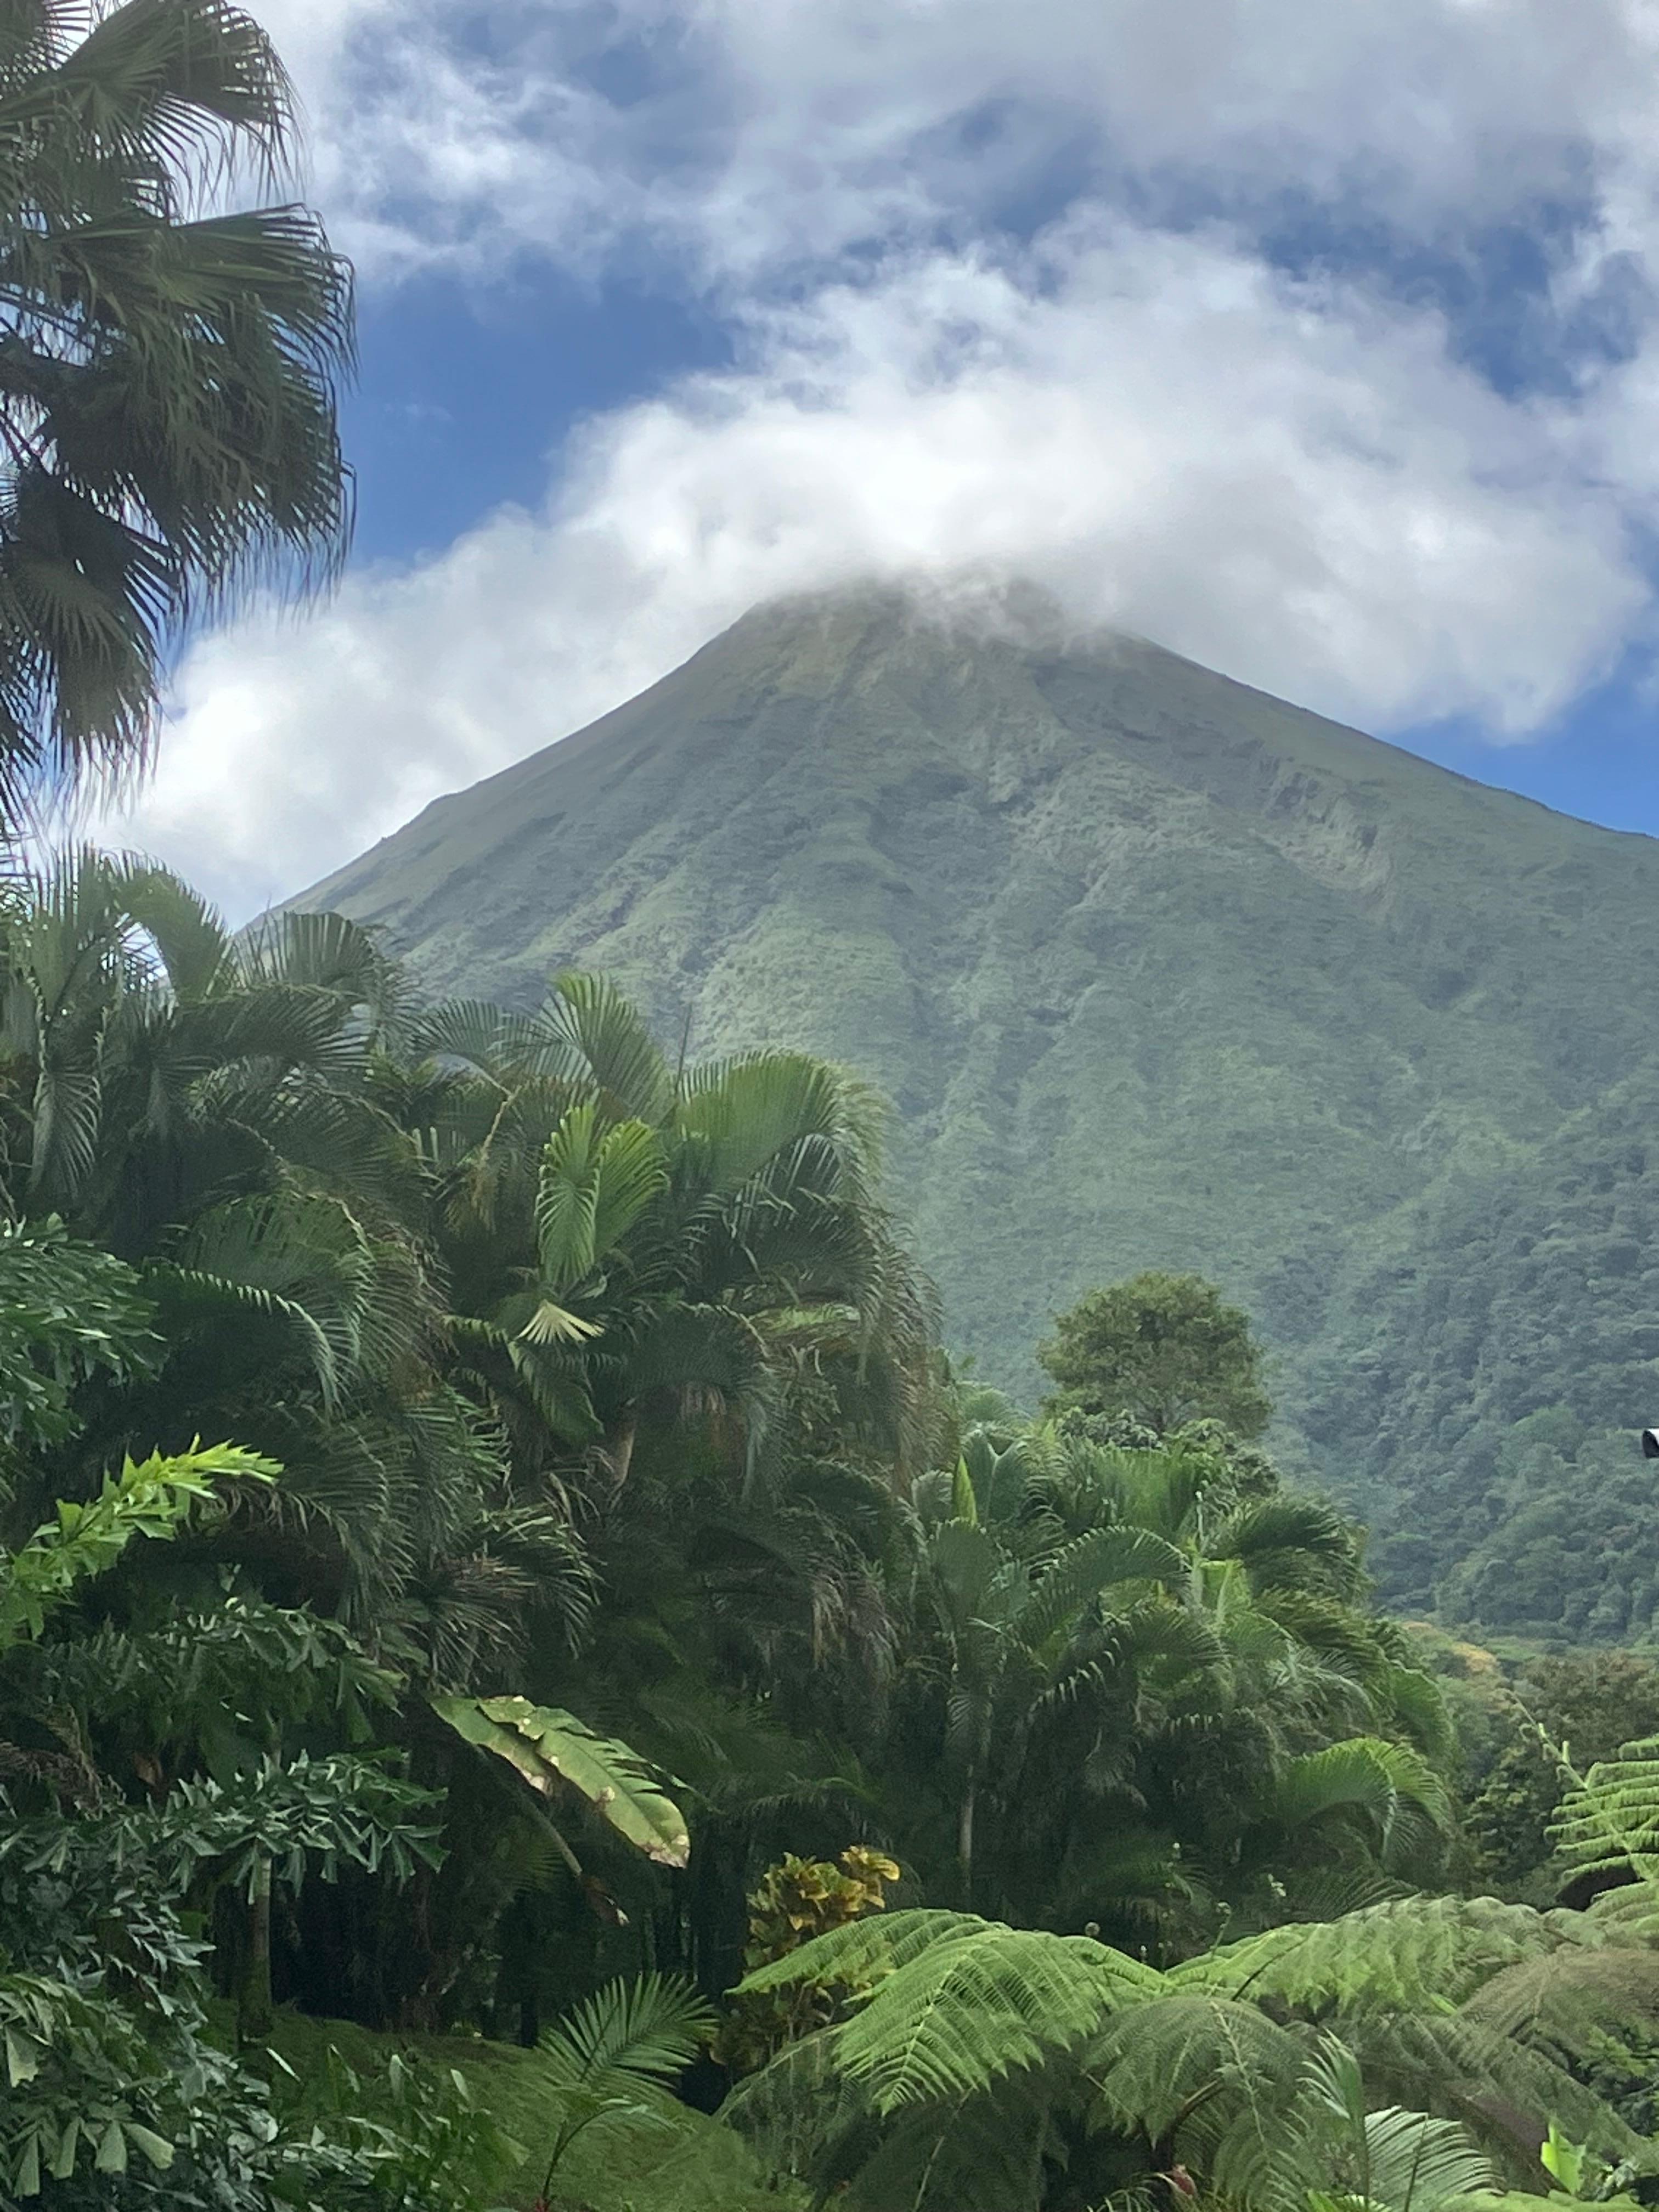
[543,970,672,1123]
[538,1972,714,2094]
[1272,1737,1451,1847]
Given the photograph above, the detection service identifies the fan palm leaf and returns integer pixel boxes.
[0,0,353,805]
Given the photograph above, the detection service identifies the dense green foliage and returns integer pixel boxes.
[17,853,1633,2210]
[723,1882,1659,2211]
[1039,1272,1271,1437]
[1454,1651,1659,1898]
[30,18,1659,2212]
[0,0,353,810]
[298,583,1659,1640]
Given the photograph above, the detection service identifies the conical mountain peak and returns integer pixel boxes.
[297,585,1659,1628]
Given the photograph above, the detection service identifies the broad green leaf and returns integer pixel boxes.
[432,1695,690,1867]
[47,2119,78,2182]
[123,2123,174,2170]
[94,2118,127,2174]
[5,2023,41,2084]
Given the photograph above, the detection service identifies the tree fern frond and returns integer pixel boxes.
[1552,1734,1659,1887]
[1170,1895,1588,2012]
[1346,2006,1646,2167]
[840,2076,1057,2212]
[1458,1943,1659,2064]
[1087,1990,1307,2148]
[741,1910,1161,2115]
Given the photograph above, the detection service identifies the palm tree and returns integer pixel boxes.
[0,0,353,811]
[887,1414,1454,1938]
[0,853,584,1675]
[405,973,944,1500]
[0,849,409,1238]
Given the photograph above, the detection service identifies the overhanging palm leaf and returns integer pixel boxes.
[543,970,673,1124]
[157,1188,376,1407]
[235,908,400,1023]
[1207,1496,1362,1599]
[0,0,353,807]
[116,860,235,1001]
[675,1050,882,1198]
[1017,1523,1187,1648]
[1271,1738,1451,1849]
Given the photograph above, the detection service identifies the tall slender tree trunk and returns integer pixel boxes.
[236,1853,274,2045]
[605,1409,637,1489]
[957,1775,977,1908]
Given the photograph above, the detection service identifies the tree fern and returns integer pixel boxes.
[1170,1894,1590,2011]
[1552,1732,1659,1897]
[738,1910,1161,2115]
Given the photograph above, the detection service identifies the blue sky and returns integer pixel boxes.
[100,0,1659,910]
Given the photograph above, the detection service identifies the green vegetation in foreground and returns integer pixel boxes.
[257,2009,795,2211]
[300,581,1659,1639]
[13,850,1659,2208]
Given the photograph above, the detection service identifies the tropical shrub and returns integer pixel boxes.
[714,1845,900,2075]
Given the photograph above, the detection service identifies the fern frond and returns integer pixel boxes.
[738,1910,1160,2115]
[1552,1734,1659,1887]
[1170,1895,1588,2012]
[1458,1943,1659,2067]
[1087,1990,1307,2148]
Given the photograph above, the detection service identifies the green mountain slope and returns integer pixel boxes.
[300,584,1659,1635]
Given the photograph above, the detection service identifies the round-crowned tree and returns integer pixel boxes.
[1039,1269,1271,1438]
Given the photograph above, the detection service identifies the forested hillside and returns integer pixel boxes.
[301,584,1659,1634]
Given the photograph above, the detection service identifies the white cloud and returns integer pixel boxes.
[99,220,1647,914]
[258,0,1659,284]
[82,0,1659,910]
